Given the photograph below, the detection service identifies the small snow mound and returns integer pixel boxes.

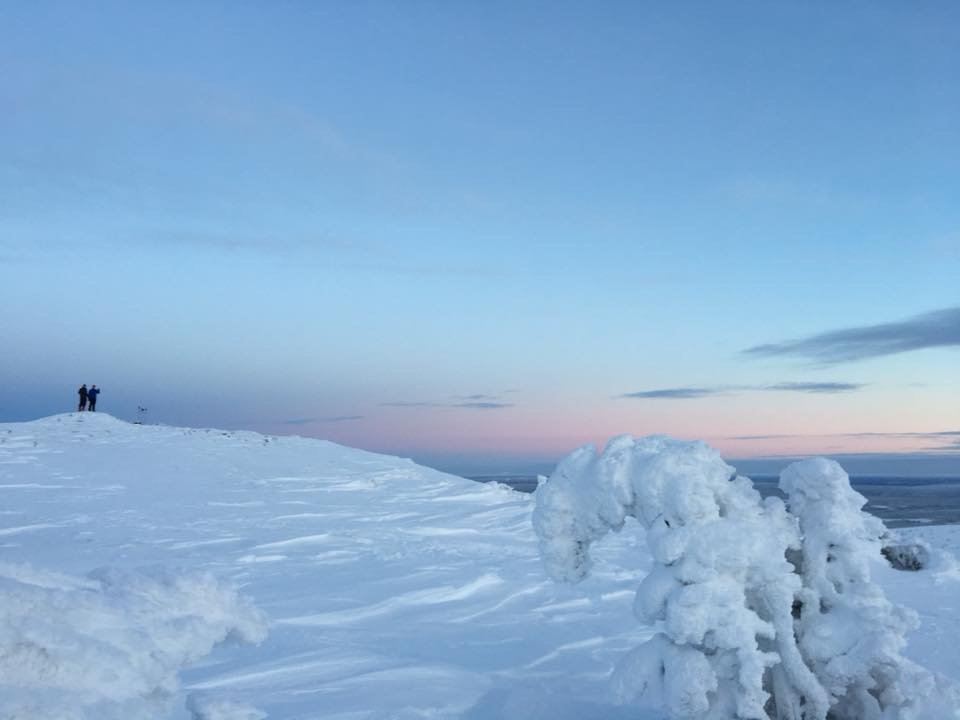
[0,562,267,720]
[187,695,267,720]
[33,411,129,427]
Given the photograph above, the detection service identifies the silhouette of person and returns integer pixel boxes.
[87,385,100,412]
[78,384,88,412]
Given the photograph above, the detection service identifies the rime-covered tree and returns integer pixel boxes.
[781,458,957,719]
[533,435,957,720]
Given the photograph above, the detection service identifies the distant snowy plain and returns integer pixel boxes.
[1,414,958,719]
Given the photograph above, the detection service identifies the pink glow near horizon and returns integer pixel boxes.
[259,400,960,463]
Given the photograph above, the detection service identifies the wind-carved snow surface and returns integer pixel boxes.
[533,435,960,719]
[3,414,959,719]
[0,413,656,718]
[185,695,267,720]
[0,562,267,720]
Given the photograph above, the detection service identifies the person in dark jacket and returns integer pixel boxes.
[87,385,100,411]
[78,384,88,412]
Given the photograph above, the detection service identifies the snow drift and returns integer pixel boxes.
[2,414,958,719]
[533,435,960,719]
[0,562,267,720]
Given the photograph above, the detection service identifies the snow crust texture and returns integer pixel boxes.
[0,561,267,720]
[186,695,267,720]
[534,435,960,720]
[3,414,958,719]
[0,413,657,718]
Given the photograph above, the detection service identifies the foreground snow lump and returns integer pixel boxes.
[0,563,267,720]
[533,435,960,719]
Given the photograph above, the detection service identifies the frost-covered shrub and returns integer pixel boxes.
[533,436,958,720]
[0,563,268,720]
[533,436,827,719]
[781,459,958,719]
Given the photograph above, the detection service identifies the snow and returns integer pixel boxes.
[534,436,823,718]
[534,436,960,719]
[186,695,267,720]
[0,562,266,720]
[1,414,958,719]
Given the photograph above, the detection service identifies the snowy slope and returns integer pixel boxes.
[1,414,652,719]
[1,414,957,719]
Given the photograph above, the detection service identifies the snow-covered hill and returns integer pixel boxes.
[1,414,958,719]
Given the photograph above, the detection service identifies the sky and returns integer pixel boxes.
[1,1,958,475]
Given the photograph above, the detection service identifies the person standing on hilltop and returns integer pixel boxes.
[87,385,100,412]
[78,384,88,412]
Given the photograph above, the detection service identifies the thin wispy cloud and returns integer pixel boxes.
[348,261,509,279]
[765,382,862,394]
[622,387,719,399]
[452,402,513,409]
[743,306,960,364]
[282,415,364,425]
[154,230,366,255]
[843,431,960,439]
[847,430,960,453]
[380,402,443,408]
[730,430,960,458]
[730,434,794,441]
[621,382,863,400]
[729,429,960,451]
[152,232,511,278]
[381,396,514,410]
[727,430,960,442]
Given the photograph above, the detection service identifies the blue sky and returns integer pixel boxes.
[1,1,958,474]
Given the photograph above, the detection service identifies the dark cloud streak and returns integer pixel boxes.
[380,401,513,410]
[622,382,863,400]
[765,382,862,394]
[282,415,364,425]
[731,431,956,441]
[452,402,514,409]
[743,306,960,363]
[728,429,960,453]
[379,402,442,408]
[622,387,719,399]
